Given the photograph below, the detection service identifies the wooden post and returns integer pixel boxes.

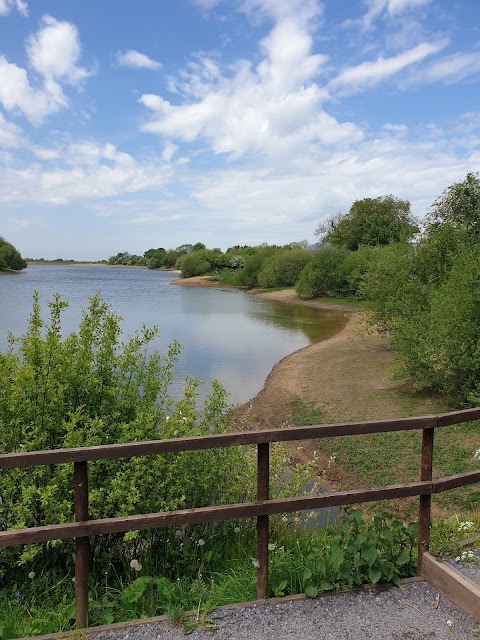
[417,427,434,574]
[256,442,269,599]
[74,461,89,628]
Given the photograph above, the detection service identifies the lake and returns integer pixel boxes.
[0,265,348,405]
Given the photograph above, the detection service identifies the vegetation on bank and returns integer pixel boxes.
[0,237,27,271]
[0,295,426,637]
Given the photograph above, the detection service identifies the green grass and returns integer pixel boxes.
[288,400,479,514]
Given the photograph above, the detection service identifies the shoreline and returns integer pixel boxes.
[168,277,448,500]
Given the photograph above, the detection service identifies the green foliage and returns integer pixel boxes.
[295,246,350,299]
[235,246,280,288]
[0,293,252,578]
[0,508,418,637]
[257,249,312,288]
[427,171,480,236]
[177,252,211,277]
[0,237,27,271]
[108,252,147,266]
[316,195,418,251]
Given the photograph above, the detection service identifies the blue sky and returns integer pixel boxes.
[0,0,479,260]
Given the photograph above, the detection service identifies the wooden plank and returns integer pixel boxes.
[417,427,434,574]
[432,470,480,493]
[0,415,438,469]
[74,461,89,629]
[0,481,432,548]
[421,552,480,622]
[437,407,480,427]
[256,443,269,599]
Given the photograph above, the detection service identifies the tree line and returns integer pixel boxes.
[113,172,480,408]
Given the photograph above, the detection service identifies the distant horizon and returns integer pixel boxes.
[1,0,479,261]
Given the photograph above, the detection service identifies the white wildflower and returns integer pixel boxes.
[251,558,260,568]
[130,559,142,571]
[474,448,480,460]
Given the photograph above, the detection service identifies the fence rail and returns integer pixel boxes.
[1,407,479,629]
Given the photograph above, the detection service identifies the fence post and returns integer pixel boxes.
[256,442,269,599]
[417,426,434,574]
[74,461,89,628]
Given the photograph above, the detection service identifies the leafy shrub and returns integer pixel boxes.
[0,294,252,578]
[257,249,312,288]
[295,246,350,299]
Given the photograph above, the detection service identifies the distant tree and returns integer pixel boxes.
[0,237,27,270]
[176,244,194,255]
[315,195,418,251]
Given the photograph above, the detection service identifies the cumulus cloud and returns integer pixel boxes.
[116,49,162,70]
[0,0,28,17]
[0,15,90,124]
[330,40,446,93]
[139,2,361,159]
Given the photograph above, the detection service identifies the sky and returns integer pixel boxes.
[0,0,479,260]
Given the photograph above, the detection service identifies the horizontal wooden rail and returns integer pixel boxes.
[0,414,451,469]
[2,471,479,549]
[1,407,479,629]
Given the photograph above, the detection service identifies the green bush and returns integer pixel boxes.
[257,249,312,288]
[295,246,350,299]
[0,294,252,579]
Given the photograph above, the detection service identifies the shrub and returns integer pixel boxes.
[257,249,312,288]
[0,294,252,578]
[295,246,350,299]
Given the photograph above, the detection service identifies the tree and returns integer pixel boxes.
[426,172,480,237]
[315,195,418,251]
[0,237,27,270]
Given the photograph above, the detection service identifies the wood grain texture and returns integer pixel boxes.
[421,552,480,622]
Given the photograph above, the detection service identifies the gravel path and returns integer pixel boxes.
[95,582,479,640]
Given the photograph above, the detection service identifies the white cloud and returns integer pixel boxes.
[330,40,446,93]
[0,15,90,124]
[139,5,360,159]
[361,0,430,29]
[116,49,162,71]
[0,112,23,147]
[415,51,480,85]
[0,56,68,124]
[0,0,28,17]
[26,15,90,85]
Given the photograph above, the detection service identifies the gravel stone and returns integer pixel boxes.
[94,582,479,640]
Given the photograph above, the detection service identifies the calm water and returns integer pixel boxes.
[0,265,348,404]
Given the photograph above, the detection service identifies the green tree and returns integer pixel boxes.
[427,171,480,236]
[316,196,418,251]
[0,237,27,270]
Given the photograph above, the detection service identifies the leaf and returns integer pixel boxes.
[305,585,318,598]
[302,568,312,582]
[121,577,151,603]
[368,568,382,584]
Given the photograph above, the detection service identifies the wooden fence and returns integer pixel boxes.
[1,408,480,629]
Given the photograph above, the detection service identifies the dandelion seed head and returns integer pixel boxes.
[28,571,35,579]
[268,543,276,551]
[234,527,240,533]
[197,538,205,546]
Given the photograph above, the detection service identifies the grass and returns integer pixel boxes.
[288,400,480,515]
